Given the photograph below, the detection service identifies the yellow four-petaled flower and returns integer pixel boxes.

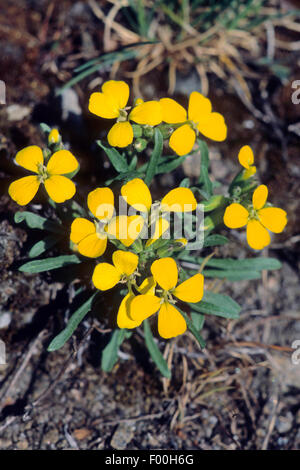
[224,184,287,250]
[9,145,79,205]
[89,80,162,148]
[130,257,204,339]
[160,92,227,156]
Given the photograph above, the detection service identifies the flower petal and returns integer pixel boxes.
[101,80,129,109]
[146,217,170,247]
[173,273,204,303]
[87,187,115,221]
[48,129,60,144]
[137,276,156,295]
[106,215,145,247]
[243,166,256,180]
[129,101,162,126]
[223,203,249,229]
[188,92,212,122]
[89,92,119,119]
[130,294,161,322]
[112,250,139,276]
[47,150,79,175]
[70,217,96,244]
[238,145,254,169]
[157,302,187,339]
[258,207,287,233]
[252,185,268,210]
[169,124,196,156]
[197,112,227,141]
[121,178,152,212]
[77,232,107,258]
[92,262,121,290]
[151,257,178,290]
[8,175,40,206]
[44,175,76,203]
[161,187,197,212]
[160,98,187,123]
[15,146,43,173]
[246,219,271,250]
[107,121,134,148]
[117,293,142,329]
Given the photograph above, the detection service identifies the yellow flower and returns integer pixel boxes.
[160,92,227,156]
[224,185,287,250]
[238,145,256,179]
[130,257,204,339]
[8,146,78,205]
[92,250,153,329]
[120,178,197,245]
[117,276,156,329]
[48,129,61,145]
[89,80,162,148]
[70,187,144,258]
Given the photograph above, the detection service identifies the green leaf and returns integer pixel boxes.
[202,195,226,212]
[198,140,213,199]
[97,141,129,173]
[203,234,229,248]
[14,211,63,234]
[191,312,205,331]
[199,257,282,271]
[40,122,51,134]
[47,293,97,351]
[156,155,187,174]
[203,208,225,232]
[19,254,81,273]
[202,268,261,281]
[101,329,129,372]
[28,235,57,258]
[178,308,206,348]
[190,291,241,319]
[144,128,163,186]
[143,319,171,378]
[179,177,190,188]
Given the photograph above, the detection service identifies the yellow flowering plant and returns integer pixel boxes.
[8,82,287,377]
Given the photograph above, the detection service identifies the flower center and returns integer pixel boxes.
[248,207,260,221]
[37,163,49,183]
[117,107,131,122]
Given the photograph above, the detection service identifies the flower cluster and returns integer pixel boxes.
[70,178,197,258]
[7,80,288,354]
[92,251,204,339]
[89,80,227,154]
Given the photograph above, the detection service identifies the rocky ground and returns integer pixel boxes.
[0,0,299,450]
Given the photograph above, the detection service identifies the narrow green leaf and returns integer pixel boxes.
[199,257,282,271]
[190,291,241,319]
[28,235,57,258]
[202,195,226,212]
[47,293,97,351]
[97,141,129,173]
[203,234,229,247]
[143,319,171,378]
[198,139,213,199]
[14,211,63,234]
[202,268,261,281]
[144,128,163,186]
[101,329,127,372]
[191,312,205,331]
[178,309,206,348]
[156,155,187,174]
[19,255,81,273]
